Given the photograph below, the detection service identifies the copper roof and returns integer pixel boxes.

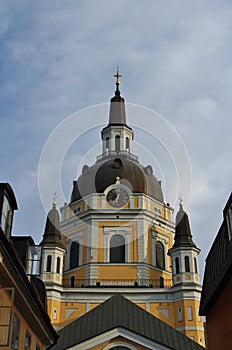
[70,156,164,203]
[48,294,205,350]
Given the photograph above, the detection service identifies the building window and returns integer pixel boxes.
[36,344,41,350]
[70,241,80,269]
[73,207,81,214]
[0,288,13,346]
[156,241,165,270]
[110,234,125,263]
[194,257,198,273]
[10,314,20,350]
[188,306,193,320]
[24,330,31,350]
[110,347,131,350]
[115,135,120,152]
[185,255,190,272]
[53,307,57,320]
[27,246,41,276]
[178,308,182,322]
[70,276,75,287]
[46,255,52,272]
[126,137,129,150]
[159,276,164,288]
[106,137,109,150]
[175,257,180,274]
[56,257,61,274]
[1,195,13,239]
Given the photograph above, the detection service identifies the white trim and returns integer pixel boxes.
[103,226,131,262]
[226,205,232,240]
[103,341,136,350]
[66,230,84,269]
[151,230,169,270]
[176,326,205,331]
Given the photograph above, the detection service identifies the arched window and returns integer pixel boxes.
[46,255,52,272]
[194,257,198,273]
[185,255,190,272]
[106,137,109,150]
[115,135,120,152]
[110,234,125,263]
[126,137,129,150]
[70,241,80,269]
[56,257,60,274]
[175,257,180,274]
[155,241,165,270]
[110,347,131,350]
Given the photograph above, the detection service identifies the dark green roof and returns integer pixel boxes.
[48,294,205,350]
[40,204,64,249]
[171,206,197,249]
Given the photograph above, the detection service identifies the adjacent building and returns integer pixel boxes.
[200,192,232,350]
[0,183,57,349]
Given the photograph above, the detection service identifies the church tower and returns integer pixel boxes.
[43,71,205,347]
[168,200,201,286]
[40,198,65,287]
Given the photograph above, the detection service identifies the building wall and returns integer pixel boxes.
[0,287,43,350]
[206,279,232,350]
[45,192,205,346]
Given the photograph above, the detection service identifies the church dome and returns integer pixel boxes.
[70,155,164,203]
[71,69,164,205]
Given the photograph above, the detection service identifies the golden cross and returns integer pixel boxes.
[52,192,57,206]
[114,67,122,85]
[178,194,183,208]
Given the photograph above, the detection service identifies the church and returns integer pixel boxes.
[38,70,205,349]
[0,71,206,349]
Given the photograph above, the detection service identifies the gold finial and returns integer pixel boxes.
[114,67,122,88]
[52,192,57,207]
[116,176,120,183]
[178,194,183,209]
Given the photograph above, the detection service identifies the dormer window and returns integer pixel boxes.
[0,183,18,240]
[226,204,232,241]
[1,195,13,239]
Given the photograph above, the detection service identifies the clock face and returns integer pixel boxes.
[106,187,130,207]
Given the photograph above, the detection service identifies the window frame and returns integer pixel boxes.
[46,255,52,272]
[110,234,126,263]
[155,241,165,270]
[184,255,190,273]
[70,241,80,269]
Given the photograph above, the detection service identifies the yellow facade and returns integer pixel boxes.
[40,82,205,348]
[44,193,205,347]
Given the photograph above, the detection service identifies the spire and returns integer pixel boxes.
[108,68,126,125]
[40,198,64,248]
[172,201,197,248]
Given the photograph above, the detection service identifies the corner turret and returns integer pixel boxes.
[40,195,65,286]
[168,200,200,286]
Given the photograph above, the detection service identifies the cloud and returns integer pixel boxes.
[0,0,231,275]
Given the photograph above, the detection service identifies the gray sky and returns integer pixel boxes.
[1,0,231,277]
